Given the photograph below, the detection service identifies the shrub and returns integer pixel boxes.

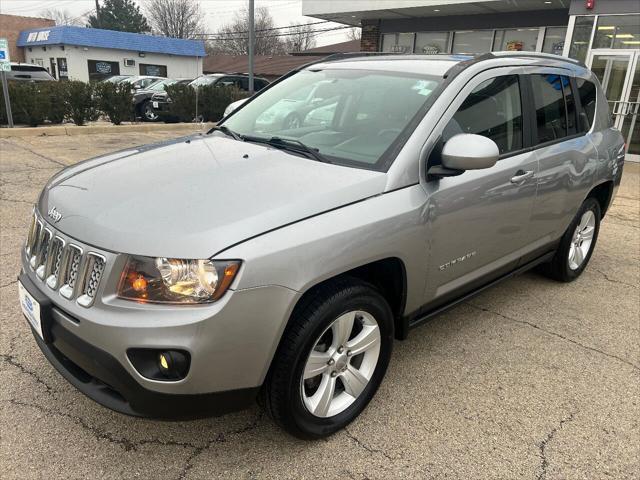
[199,85,249,122]
[63,81,96,126]
[5,82,51,126]
[95,82,134,125]
[45,82,67,124]
[165,83,197,122]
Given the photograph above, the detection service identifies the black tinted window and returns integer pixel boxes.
[563,78,578,136]
[444,75,523,155]
[576,78,597,130]
[532,74,568,143]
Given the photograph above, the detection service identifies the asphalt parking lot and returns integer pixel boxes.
[1,132,638,479]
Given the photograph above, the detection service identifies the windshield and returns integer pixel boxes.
[190,75,220,87]
[148,79,176,91]
[223,69,442,170]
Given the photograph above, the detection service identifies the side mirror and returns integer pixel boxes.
[441,133,499,171]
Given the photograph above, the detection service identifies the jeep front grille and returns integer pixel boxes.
[25,212,108,308]
[59,245,83,299]
[45,237,65,289]
[77,253,106,307]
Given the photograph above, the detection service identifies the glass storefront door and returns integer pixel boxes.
[588,50,640,161]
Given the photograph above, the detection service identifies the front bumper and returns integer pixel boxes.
[22,271,259,418]
[19,240,300,418]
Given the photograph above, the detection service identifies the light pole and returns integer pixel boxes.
[248,0,255,94]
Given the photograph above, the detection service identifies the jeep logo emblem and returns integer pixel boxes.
[47,206,62,223]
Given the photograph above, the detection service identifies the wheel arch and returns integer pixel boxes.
[586,180,614,218]
[281,257,408,347]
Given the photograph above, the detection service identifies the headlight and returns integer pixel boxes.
[117,256,240,304]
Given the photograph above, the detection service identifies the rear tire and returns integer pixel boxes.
[263,279,393,439]
[541,197,601,282]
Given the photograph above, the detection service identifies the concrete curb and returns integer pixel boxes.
[0,122,215,138]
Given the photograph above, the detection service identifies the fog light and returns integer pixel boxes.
[127,348,190,381]
[157,350,189,379]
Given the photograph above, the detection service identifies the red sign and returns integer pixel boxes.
[586,0,595,9]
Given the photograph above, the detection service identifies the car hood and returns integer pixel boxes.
[39,135,387,259]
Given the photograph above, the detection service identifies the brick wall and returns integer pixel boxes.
[0,14,55,62]
[360,20,381,52]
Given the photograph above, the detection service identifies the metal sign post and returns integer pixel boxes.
[248,0,255,95]
[0,38,14,128]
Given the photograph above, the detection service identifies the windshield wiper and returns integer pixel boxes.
[207,125,243,141]
[244,135,332,164]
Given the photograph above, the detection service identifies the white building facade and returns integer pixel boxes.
[17,26,205,82]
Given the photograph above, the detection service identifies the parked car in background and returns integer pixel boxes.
[6,63,56,82]
[102,75,131,84]
[223,98,248,117]
[120,75,164,91]
[152,73,269,122]
[254,80,342,131]
[133,78,193,121]
[18,53,624,439]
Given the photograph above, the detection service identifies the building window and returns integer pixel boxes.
[381,33,414,53]
[452,30,494,54]
[139,63,168,77]
[493,28,540,52]
[568,16,595,63]
[593,14,640,50]
[415,32,450,54]
[88,60,120,81]
[542,26,568,55]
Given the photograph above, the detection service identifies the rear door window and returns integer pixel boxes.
[443,75,523,155]
[532,74,567,144]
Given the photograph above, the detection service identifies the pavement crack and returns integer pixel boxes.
[594,269,636,288]
[2,139,67,167]
[0,279,18,289]
[344,428,395,461]
[536,411,576,480]
[466,303,640,372]
[7,398,138,450]
[0,196,35,205]
[176,412,263,480]
[0,352,56,394]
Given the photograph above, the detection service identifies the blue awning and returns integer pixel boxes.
[17,26,205,57]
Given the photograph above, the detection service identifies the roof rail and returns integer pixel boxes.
[490,51,586,67]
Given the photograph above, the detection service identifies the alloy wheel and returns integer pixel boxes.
[568,210,596,270]
[300,310,381,418]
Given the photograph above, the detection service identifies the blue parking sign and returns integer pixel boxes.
[0,51,5,60]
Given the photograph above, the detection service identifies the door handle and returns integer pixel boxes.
[510,170,534,184]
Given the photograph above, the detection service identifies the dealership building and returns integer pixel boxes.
[16,25,205,82]
[303,0,640,161]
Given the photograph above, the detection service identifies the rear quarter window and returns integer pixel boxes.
[576,78,597,130]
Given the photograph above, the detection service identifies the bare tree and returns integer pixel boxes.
[284,22,317,53]
[144,0,204,39]
[346,27,362,41]
[208,7,286,56]
[40,8,84,26]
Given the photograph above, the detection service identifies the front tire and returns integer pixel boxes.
[263,279,393,439]
[542,197,601,282]
[141,100,158,122]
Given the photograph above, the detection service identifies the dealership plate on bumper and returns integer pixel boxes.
[18,280,43,340]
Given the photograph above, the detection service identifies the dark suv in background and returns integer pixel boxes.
[132,78,193,121]
[152,73,269,122]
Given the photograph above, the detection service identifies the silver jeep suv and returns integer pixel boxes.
[18,53,625,439]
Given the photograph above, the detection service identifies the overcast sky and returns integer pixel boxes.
[0,0,352,46]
